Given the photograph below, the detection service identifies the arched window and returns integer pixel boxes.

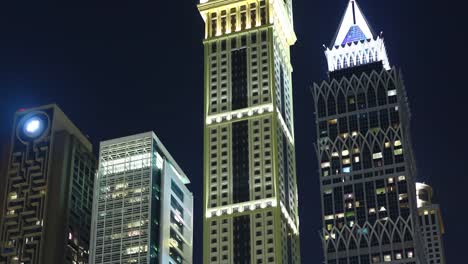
[377,82,387,106]
[337,91,346,114]
[327,93,336,116]
[317,95,327,118]
[367,87,377,108]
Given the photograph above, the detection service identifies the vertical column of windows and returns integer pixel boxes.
[231,48,248,110]
[251,117,274,201]
[232,121,250,203]
[209,42,229,114]
[233,215,251,264]
[208,126,230,208]
[252,211,275,264]
[208,218,232,263]
[250,32,271,106]
[209,127,219,208]
[282,132,290,213]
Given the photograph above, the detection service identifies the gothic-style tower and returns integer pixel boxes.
[312,1,427,263]
[197,0,300,263]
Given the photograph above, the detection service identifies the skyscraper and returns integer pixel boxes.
[311,1,427,263]
[89,132,193,264]
[416,183,446,264]
[0,104,96,264]
[197,0,300,263]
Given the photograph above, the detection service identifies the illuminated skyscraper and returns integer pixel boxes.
[0,104,96,264]
[416,183,446,264]
[89,132,193,264]
[311,1,427,263]
[197,0,300,263]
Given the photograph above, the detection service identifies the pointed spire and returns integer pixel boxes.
[331,0,375,47]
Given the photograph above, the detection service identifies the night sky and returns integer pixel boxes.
[0,1,466,263]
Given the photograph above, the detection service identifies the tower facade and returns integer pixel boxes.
[0,104,96,264]
[89,132,193,264]
[311,1,427,263]
[197,0,300,263]
[416,183,446,264]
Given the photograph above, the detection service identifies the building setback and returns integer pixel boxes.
[311,1,427,263]
[416,183,445,264]
[0,104,96,264]
[89,132,193,264]
[197,0,301,263]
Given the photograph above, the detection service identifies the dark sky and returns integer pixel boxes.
[0,0,466,263]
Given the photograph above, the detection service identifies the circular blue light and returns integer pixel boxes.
[23,117,44,138]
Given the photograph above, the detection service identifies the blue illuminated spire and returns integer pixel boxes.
[331,0,374,47]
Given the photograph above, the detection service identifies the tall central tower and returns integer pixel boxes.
[312,1,427,263]
[197,0,300,263]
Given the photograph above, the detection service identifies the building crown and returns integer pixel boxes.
[331,0,374,47]
[325,0,390,73]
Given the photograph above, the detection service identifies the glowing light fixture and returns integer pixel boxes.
[26,119,40,133]
[22,115,46,138]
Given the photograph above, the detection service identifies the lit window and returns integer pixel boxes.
[351,131,358,137]
[372,256,380,263]
[384,254,392,262]
[127,220,146,228]
[373,152,383,159]
[354,156,360,163]
[128,230,141,237]
[115,183,128,190]
[156,152,164,169]
[328,119,338,125]
[342,150,349,156]
[324,215,334,220]
[394,149,403,155]
[376,188,386,195]
[369,208,376,214]
[407,251,414,258]
[125,245,148,255]
[321,162,330,168]
[398,175,406,181]
[129,197,142,203]
[385,142,391,148]
[394,140,402,146]
[8,192,17,200]
[388,178,394,183]
[395,253,402,260]
[342,167,351,173]
[332,152,339,157]
[342,159,351,165]
[387,90,397,96]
